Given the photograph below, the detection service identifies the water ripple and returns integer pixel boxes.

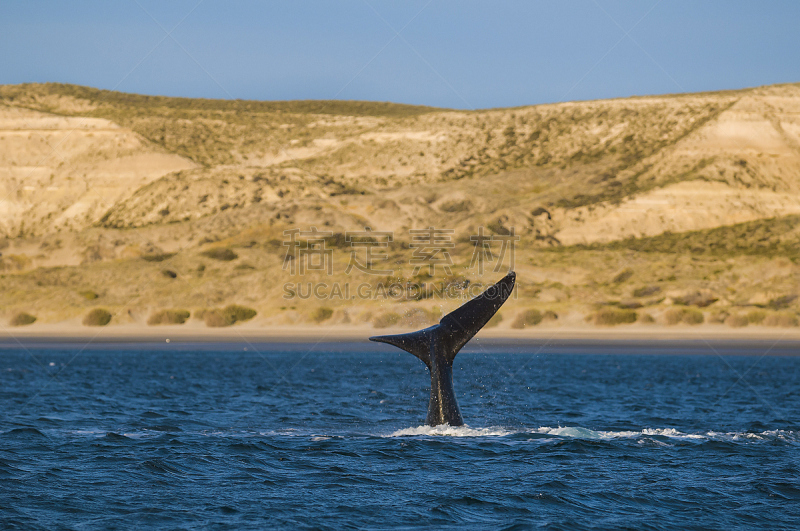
[1,346,799,529]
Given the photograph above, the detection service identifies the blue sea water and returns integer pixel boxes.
[1,340,799,530]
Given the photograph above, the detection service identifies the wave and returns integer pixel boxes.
[386,425,800,443]
[16,426,799,445]
[389,425,514,437]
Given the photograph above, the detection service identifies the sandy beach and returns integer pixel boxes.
[3,322,800,348]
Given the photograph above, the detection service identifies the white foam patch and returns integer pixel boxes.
[385,425,799,443]
[388,425,513,437]
[532,426,632,439]
[642,428,705,440]
[531,427,721,440]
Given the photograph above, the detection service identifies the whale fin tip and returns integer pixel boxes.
[438,271,515,358]
[370,329,433,367]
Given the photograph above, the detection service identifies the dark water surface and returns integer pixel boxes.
[1,340,799,530]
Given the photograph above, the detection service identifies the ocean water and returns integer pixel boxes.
[1,340,799,530]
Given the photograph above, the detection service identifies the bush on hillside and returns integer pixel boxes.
[725,314,749,328]
[763,313,799,327]
[10,312,37,326]
[542,310,559,321]
[83,308,112,326]
[593,308,637,326]
[141,252,176,262]
[485,313,503,328]
[639,313,656,324]
[511,309,543,329]
[665,308,704,325]
[202,304,257,327]
[201,248,238,261]
[311,307,333,323]
[147,309,190,325]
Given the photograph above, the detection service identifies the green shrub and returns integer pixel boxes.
[664,309,682,325]
[665,308,704,325]
[147,309,190,325]
[10,312,36,326]
[672,292,718,307]
[485,312,503,328]
[682,309,705,325]
[542,310,559,321]
[612,268,634,284]
[161,269,177,279]
[594,308,637,326]
[224,304,257,323]
[83,308,112,326]
[373,312,400,329]
[633,285,661,298]
[708,312,728,324]
[725,314,749,328]
[202,305,257,327]
[201,248,238,261]
[511,309,543,329]
[439,200,472,213]
[487,219,511,235]
[746,310,767,324]
[311,307,334,323]
[767,295,797,310]
[141,252,176,262]
[639,313,656,324]
[79,290,99,300]
[763,313,799,327]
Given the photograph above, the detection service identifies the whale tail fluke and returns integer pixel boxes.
[369,329,433,368]
[369,271,515,363]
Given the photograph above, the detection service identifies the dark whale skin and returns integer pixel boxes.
[370,272,516,426]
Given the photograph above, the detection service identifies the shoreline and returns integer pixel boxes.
[2,323,800,350]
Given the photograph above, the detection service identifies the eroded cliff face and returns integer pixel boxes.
[0,104,196,238]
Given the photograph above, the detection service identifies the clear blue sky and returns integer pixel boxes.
[2,1,799,109]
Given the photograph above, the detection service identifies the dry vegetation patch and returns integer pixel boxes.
[763,313,799,327]
[201,248,238,261]
[10,312,36,326]
[511,309,543,329]
[485,312,503,328]
[593,308,638,326]
[311,307,333,323]
[725,314,749,328]
[664,308,704,325]
[83,308,112,326]
[147,309,191,325]
[198,305,257,327]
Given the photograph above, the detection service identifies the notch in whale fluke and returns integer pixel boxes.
[369,272,516,426]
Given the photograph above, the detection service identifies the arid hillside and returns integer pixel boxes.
[1,82,799,332]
